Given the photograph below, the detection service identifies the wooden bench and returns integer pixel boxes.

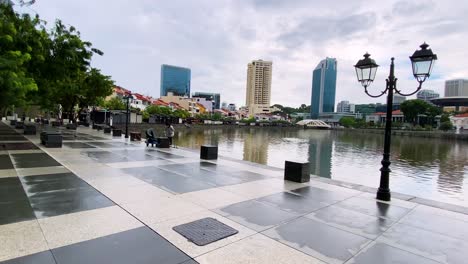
[284,161,310,183]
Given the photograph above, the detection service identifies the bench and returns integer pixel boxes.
[130,132,141,141]
[112,129,122,137]
[24,124,36,135]
[15,121,24,129]
[200,145,218,160]
[284,161,310,183]
[103,126,111,134]
[40,131,62,148]
[10,120,17,126]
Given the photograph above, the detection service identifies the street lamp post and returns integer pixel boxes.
[124,94,134,138]
[354,43,437,201]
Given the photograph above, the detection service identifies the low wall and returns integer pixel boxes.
[337,128,468,140]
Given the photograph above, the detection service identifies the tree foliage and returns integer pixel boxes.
[102,97,125,110]
[339,117,356,128]
[0,3,45,114]
[0,4,113,118]
[400,99,432,125]
[439,121,453,131]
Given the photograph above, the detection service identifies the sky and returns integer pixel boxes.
[18,0,468,108]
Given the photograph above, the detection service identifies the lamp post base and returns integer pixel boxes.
[376,188,391,201]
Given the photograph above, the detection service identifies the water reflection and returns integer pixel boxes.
[175,127,468,206]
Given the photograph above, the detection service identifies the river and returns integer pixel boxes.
[173,126,468,206]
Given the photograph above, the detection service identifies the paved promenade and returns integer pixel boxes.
[0,121,467,264]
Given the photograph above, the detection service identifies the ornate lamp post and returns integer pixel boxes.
[354,43,437,201]
[123,94,134,138]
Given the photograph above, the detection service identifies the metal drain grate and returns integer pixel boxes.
[172,217,239,246]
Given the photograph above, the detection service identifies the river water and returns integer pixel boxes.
[174,127,468,206]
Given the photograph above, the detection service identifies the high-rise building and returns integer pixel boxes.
[445,79,468,97]
[160,64,191,97]
[245,60,272,112]
[417,89,440,103]
[393,95,406,105]
[193,92,221,109]
[227,104,236,111]
[336,100,355,113]
[310,58,337,119]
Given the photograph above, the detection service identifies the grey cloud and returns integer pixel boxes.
[277,12,377,48]
[392,0,434,16]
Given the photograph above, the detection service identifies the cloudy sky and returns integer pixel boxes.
[19,0,467,107]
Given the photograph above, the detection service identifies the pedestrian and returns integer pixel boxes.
[165,122,175,146]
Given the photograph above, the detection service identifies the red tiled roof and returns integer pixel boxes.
[153,99,169,106]
[373,110,403,116]
[114,86,131,95]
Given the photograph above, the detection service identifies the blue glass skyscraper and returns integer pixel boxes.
[160,64,191,97]
[310,58,337,119]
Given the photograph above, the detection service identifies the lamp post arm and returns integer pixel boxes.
[394,81,424,96]
[364,86,388,98]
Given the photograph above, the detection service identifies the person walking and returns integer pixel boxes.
[165,122,175,146]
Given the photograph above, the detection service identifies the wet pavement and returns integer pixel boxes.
[1,120,468,264]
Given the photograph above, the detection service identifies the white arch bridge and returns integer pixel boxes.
[296,119,331,129]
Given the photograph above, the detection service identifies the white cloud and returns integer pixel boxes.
[22,0,468,107]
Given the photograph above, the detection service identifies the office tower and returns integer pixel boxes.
[193,92,221,109]
[245,60,272,109]
[310,58,337,119]
[337,100,355,113]
[444,79,468,97]
[393,95,406,105]
[417,89,440,103]
[160,64,191,97]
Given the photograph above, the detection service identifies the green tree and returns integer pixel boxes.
[400,99,430,125]
[146,105,172,116]
[102,97,125,110]
[339,117,356,128]
[440,113,450,123]
[172,109,190,119]
[211,112,222,121]
[35,20,113,118]
[0,3,46,115]
[439,121,453,131]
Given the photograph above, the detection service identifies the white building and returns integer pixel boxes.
[336,101,355,113]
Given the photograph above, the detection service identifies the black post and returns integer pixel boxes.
[125,97,129,138]
[377,58,396,201]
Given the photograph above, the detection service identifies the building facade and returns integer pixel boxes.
[336,100,355,113]
[393,95,406,105]
[445,79,468,97]
[193,92,220,109]
[417,89,440,103]
[245,60,272,114]
[160,64,191,97]
[310,58,337,119]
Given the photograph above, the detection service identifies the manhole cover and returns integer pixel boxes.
[172,217,239,246]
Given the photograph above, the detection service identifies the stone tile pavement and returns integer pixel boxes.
[0,121,467,264]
